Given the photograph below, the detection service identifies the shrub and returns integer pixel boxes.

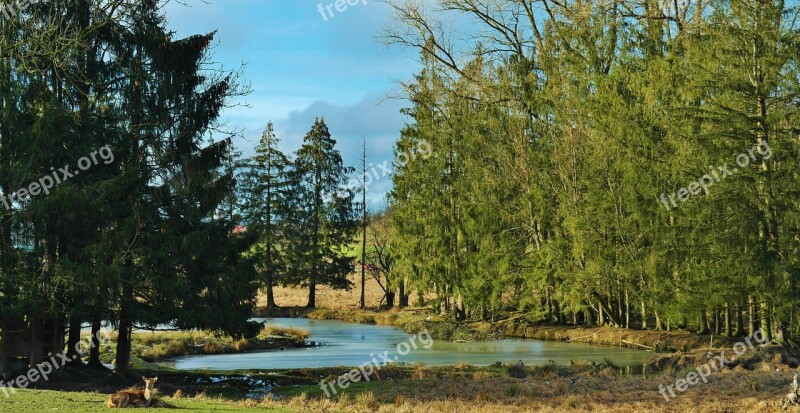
[505,364,527,379]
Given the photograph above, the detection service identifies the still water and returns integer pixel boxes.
[170,318,653,370]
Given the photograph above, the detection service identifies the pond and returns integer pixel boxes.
[169,318,653,371]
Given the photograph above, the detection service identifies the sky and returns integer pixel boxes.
[162,0,419,209]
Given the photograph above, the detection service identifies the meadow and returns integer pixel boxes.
[6,365,798,413]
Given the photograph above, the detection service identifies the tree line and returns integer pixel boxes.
[386,0,800,342]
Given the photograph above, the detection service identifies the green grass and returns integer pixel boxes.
[3,389,294,412]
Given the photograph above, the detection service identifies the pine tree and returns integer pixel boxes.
[240,122,293,309]
[105,2,258,374]
[290,118,358,308]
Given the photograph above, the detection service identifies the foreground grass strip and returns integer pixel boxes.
[4,389,293,413]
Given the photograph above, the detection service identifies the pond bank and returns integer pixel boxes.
[254,306,744,353]
[87,325,310,363]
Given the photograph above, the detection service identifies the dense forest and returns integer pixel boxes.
[386,0,800,341]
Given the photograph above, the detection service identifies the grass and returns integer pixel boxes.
[264,273,389,309]
[10,369,797,412]
[83,325,309,363]
[3,388,293,412]
[265,365,798,412]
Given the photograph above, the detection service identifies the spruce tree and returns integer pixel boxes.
[290,118,357,308]
[239,122,293,309]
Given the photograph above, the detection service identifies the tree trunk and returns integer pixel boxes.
[640,301,647,329]
[29,317,42,367]
[307,280,316,308]
[114,281,134,376]
[624,289,630,329]
[598,302,605,326]
[545,287,552,321]
[308,165,322,309]
[698,310,709,334]
[264,275,276,309]
[725,303,732,337]
[87,319,104,369]
[553,299,563,324]
[454,300,466,321]
[398,279,409,307]
[774,320,790,343]
[66,316,83,366]
[761,302,772,341]
[594,297,621,327]
[360,146,367,309]
[736,301,745,337]
[115,317,132,376]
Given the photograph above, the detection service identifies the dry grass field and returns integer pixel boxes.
[258,273,395,310]
[256,366,800,412]
[17,369,800,413]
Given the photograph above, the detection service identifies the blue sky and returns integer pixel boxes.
[163,0,418,209]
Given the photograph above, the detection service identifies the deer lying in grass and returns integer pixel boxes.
[106,377,158,408]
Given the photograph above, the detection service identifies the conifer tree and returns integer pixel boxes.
[239,122,293,309]
[290,118,358,308]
